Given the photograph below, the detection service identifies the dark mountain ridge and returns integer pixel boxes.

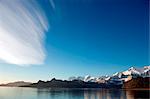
[22,78,122,88]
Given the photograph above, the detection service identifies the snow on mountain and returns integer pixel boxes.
[111,66,150,82]
[122,67,141,76]
[112,72,123,78]
[122,66,150,77]
[84,75,91,82]
[68,66,150,84]
[68,76,84,81]
[68,75,96,82]
[84,75,97,82]
[96,76,110,83]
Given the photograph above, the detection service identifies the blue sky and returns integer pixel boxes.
[0,0,149,83]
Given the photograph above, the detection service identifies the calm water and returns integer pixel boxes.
[0,87,149,99]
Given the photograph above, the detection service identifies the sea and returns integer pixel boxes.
[0,87,149,99]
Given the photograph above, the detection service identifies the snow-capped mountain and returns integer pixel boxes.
[68,76,84,81]
[68,66,150,85]
[84,75,97,82]
[111,66,150,82]
[84,75,110,83]
[122,66,150,77]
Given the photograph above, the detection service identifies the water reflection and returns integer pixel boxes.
[84,89,149,99]
[125,89,149,99]
[36,88,149,99]
[0,87,149,99]
[83,89,126,99]
[37,88,84,99]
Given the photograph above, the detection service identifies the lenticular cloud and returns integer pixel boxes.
[0,0,49,65]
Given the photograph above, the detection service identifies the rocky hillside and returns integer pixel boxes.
[123,77,150,89]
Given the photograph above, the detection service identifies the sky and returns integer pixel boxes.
[0,0,149,83]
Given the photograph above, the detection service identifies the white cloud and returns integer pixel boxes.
[0,0,49,65]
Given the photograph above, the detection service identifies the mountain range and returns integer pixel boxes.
[68,66,150,84]
[0,66,149,88]
[0,81,31,87]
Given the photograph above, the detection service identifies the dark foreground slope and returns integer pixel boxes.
[123,77,150,89]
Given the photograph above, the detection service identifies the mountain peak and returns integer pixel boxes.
[128,66,136,70]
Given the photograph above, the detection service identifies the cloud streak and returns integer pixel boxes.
[0,0,49,65]
[49,0,56,10]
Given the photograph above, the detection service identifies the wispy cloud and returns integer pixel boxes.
[0,0,49,65]
[49,0,56,10]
